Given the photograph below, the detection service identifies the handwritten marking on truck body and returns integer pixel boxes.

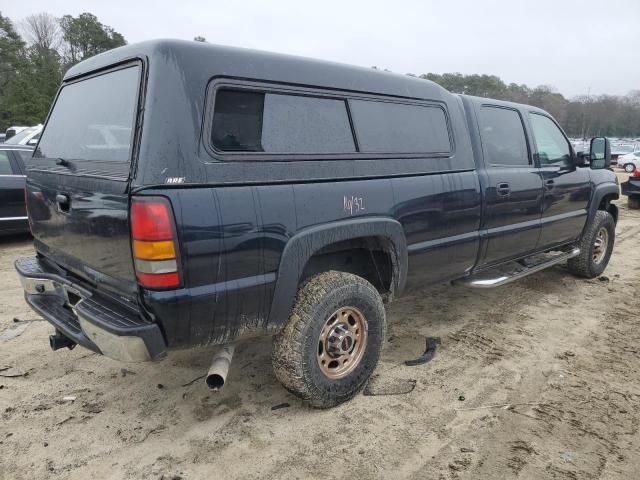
[344,196,365,215]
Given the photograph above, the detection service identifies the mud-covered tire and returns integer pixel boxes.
[567,210,615,278]
[272,271,386,408]
[628,195,640,210]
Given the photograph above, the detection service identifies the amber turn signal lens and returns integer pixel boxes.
[133,240,176,260]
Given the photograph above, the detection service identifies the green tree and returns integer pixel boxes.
[59,13,126,68]
[0,12,29,131]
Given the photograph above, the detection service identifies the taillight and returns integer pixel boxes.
[633,169,640,177]
[130,196,181,289]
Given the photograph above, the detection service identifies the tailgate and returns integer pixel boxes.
[26,63,143,301]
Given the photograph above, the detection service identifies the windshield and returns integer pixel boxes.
[5,126,39,144]
[36,65,140,162]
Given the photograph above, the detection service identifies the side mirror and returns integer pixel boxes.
[590,137,611,169]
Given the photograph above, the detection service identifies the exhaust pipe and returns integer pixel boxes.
[206,345,235,390]
[49,331,76,351]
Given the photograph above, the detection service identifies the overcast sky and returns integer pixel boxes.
[4,0,639,98]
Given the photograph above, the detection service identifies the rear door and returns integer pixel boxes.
[528,113,591,249]
[26,62,143,301]
[475,104,544,267]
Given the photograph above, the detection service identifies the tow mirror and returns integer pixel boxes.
[590,137,611,169]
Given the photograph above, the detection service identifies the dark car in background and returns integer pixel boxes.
[0,145,33,235]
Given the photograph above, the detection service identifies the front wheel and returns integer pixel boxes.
[624,163,636,173]
[272,271,386,408]
[567,210,615,278]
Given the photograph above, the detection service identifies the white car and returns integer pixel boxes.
[4,124,42,146]
[617,151,640,172]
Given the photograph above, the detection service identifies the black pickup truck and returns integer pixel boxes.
[16,40,619,408]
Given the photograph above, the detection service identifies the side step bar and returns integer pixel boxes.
[458,248,580,288]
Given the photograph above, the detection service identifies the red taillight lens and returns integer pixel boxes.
[131,200,174,240]
[130,196,181,289]
[633,169,640,177]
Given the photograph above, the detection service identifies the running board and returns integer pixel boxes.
[458,248,581,288]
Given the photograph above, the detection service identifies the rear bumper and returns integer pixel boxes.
[621,180,640,197]
[15,256,166,362]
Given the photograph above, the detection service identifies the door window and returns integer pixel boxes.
[478,106,529,166]
[0,152,14,175]
[529,113,571,166]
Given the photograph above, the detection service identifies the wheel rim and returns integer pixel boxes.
[625,164,635,172]
[593,227,609,264]
[317,306,368,379]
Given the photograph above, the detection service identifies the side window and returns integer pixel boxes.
[0,151,14,175]
[18,150,33,169]
[211,89,356,154]
[529,113,571,166]
[349,100,451,154]
[477,106,529,166]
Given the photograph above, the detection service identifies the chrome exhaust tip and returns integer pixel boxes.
[205,345,235,390]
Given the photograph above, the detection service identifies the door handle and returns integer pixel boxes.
[496,182,511,197]
[56,193,70,213]
[545,179,555,190]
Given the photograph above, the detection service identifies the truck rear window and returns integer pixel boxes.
[36,65,140,163]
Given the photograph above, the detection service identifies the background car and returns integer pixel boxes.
[611,143,639,163]
[0,144,33,235]
[4,126,28,140]
[616,151,640,172]
[5,124,42,146]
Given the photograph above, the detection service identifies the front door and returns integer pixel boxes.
[476,104,544,267]
[528,113,591,250]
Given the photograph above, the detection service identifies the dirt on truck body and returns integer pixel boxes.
[0,198,639,479]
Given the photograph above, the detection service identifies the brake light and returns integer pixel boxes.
[131,196,181,289]
[633,170,640,177]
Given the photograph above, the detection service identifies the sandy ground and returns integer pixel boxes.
[1,178,639,480]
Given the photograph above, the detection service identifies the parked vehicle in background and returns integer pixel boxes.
[611,143,639,162]
[616,151,640,172]
[5,126,28,141]
[15,40,619,408]
[0,134,5,143]
[0,145,33,235]
[622,169,640,209]
[5,125,43,146]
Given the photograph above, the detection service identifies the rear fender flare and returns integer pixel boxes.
[267,217,407,329]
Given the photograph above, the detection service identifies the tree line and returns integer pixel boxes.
[0,11,126,132]
[1,10,638,138]
[416,73,640,138]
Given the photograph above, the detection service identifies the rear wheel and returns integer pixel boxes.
[629,195,640,210]
[567,210,615,278]
[624,163,636,173]
[272,271,386,408]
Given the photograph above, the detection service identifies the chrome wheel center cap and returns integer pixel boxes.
[327,324,356,356]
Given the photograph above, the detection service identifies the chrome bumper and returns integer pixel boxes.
[16,256,166,363]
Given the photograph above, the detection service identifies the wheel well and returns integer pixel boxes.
[599,195,619,224]
[301,237,395,298]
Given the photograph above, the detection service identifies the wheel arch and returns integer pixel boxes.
[267,217,407,329]
[587,183,619,229]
